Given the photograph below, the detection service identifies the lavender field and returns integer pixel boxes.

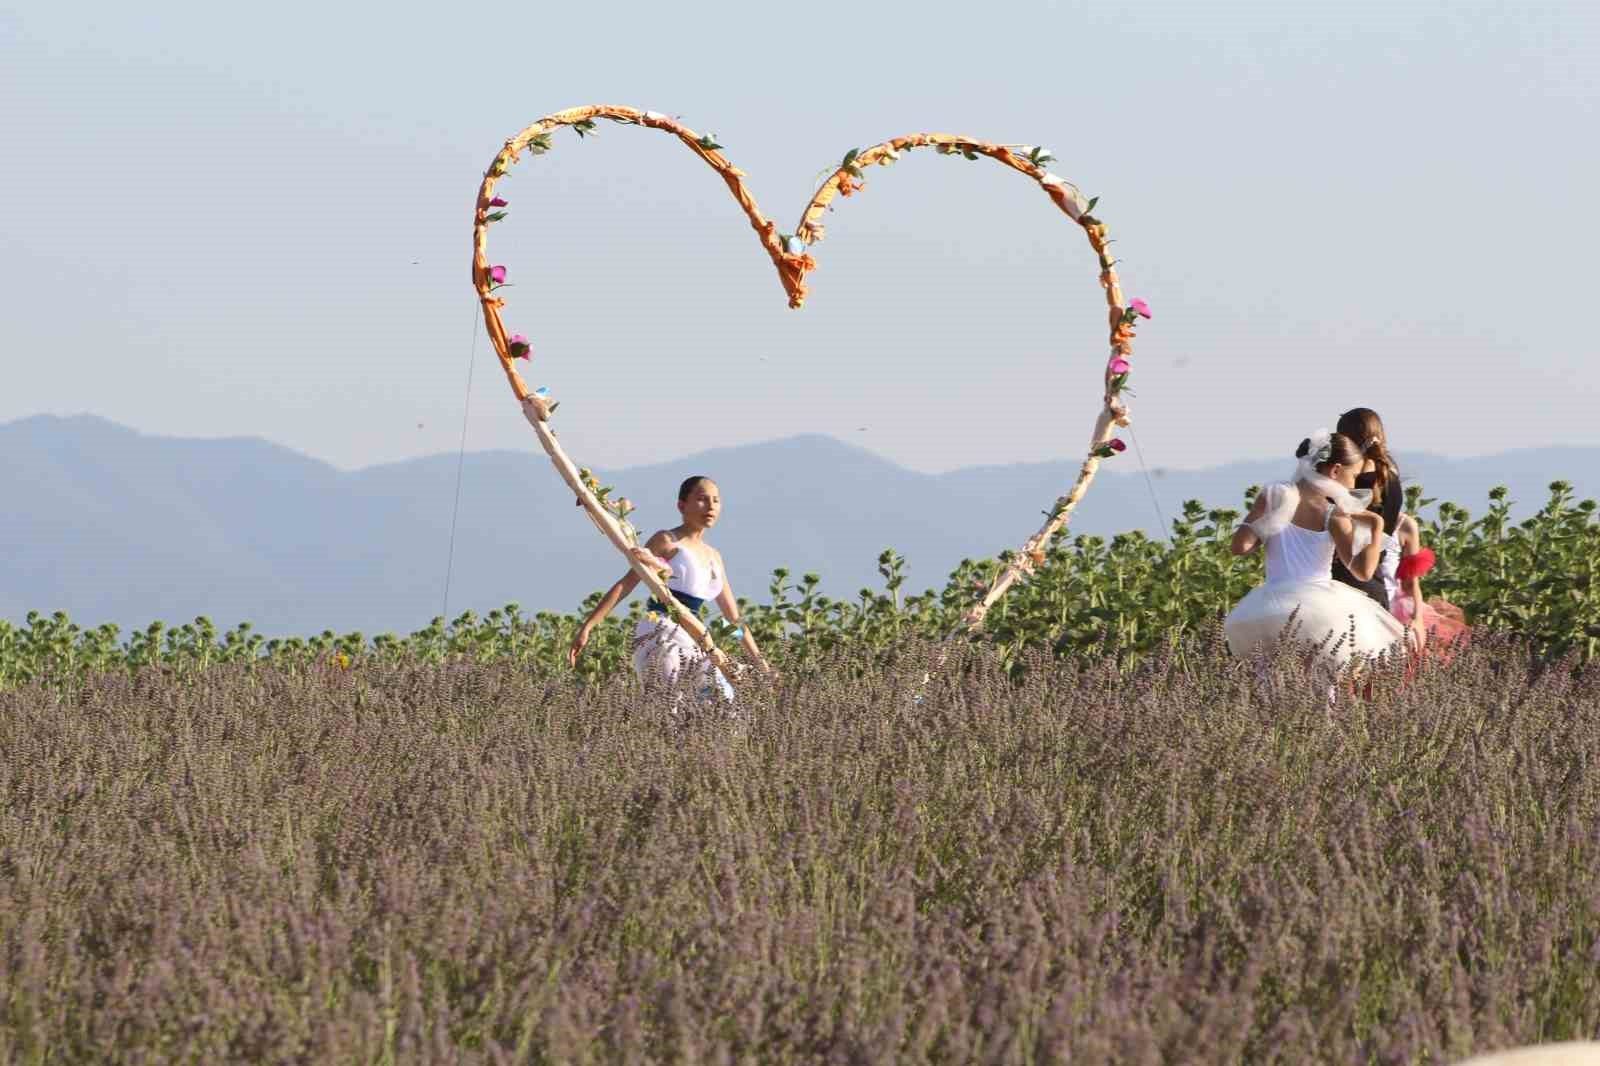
[2,637,1598,1064]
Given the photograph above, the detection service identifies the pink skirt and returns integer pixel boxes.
[1392,594,1470,661]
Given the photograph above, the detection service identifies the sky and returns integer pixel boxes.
[3,0,1597,477]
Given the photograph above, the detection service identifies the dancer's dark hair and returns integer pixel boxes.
[1336,407,1400,506]
[1295,433,1363,474]
[677,475,714,502]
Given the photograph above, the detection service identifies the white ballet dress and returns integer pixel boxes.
[1378,533,1402,605]
[1224,507,1406,667]
[631,543,735,701]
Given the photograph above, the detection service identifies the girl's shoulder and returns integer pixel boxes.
[645,529,680,554]
[1254,480,1300,510]
[1245,481,1305,538]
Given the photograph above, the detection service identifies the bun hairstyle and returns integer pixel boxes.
[677,475,714,502]
[1296,432,1363,474]
[1336,407,1399,505]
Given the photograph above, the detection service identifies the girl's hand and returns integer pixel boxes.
[737,645,777,681]
[567,623,594,668]
[1407,614,1428,654]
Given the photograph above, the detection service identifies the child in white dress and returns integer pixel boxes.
[1225,431,1407,667]
[568,476,771,703]
[629,533,735,700]
[1384,512,1470,659]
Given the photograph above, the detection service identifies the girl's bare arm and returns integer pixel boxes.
[714,562,773,675]
[1330,511,1385,580]
[1397,513,1426,606]
[1231,493,1270,556]
[568,531,673,665]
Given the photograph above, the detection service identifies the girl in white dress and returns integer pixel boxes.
[1224,431,1407,667]
[1384,511,1470,659]
[568,476,770,701]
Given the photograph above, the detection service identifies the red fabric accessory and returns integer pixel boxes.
[1396,547,1437,582]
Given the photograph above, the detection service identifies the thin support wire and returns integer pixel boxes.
[1128,423,1170,539]
[441,308,481,621]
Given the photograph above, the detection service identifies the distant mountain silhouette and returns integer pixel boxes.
[3,414,1594,635]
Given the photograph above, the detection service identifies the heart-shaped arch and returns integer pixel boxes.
[471,105,1144,691]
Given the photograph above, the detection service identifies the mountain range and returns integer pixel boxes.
[3,415,1593,636]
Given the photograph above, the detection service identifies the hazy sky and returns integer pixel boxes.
[4,0,1597,477]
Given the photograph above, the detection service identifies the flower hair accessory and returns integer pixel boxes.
[1301,428,1335,468]
[1247,429,1374,552]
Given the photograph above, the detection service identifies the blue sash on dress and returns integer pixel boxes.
[646,589,706,616]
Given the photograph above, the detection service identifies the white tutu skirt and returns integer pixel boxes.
[1225,579,1406,666]
[632,618,735,702]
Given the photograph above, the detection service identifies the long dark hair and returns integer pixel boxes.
[1336,407,1399,505]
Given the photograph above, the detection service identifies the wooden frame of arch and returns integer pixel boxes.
[471,104,1144,692]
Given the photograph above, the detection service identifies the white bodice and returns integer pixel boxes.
[1379,532,1401,604]
[667,542,723,600]
[1262,517,1335,586]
